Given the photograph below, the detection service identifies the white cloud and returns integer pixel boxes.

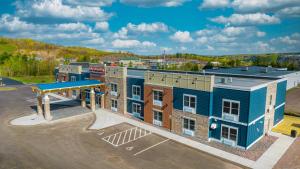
[254,41,273,51]
[113,27,128,39]
[161,47,173,52]
[82,38,105,45]
[211,13,280,26]
[55,22,91,32]
[200,0,230,9]
[222,26,246,36]
[256,31,266,37]
[94,22,109,31]
[271,34,300,45]
[277,6,300,18]
[112,39,156,48]
[127,22,168,33]
[64,0,115,6]
[120,0,190,7]
[0,14,35,32]
[16,0,112,21]
[170,31,193,43]
[207,45,215,50]
[195,29,215,36]
[232,0,300,13]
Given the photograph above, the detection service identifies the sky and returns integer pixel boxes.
[0,0,300,55]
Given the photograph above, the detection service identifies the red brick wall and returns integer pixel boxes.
[144,85,173,130]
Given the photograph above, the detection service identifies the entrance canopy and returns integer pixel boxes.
[32,80,104,94]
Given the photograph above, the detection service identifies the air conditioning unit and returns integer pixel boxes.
[132,95,141,100]
[222,138,236,146]
[153,120,162,126]
[183,129,195,136]
[183,106,196,113]
[223,114,238,122]
[110,91,118,96]
[153,100,162,107]
[111,107,118,112]
[133,112,141,118]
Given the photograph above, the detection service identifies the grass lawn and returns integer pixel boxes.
[0,87,17,91]
[10,76,55,84]
[272,115,300,137]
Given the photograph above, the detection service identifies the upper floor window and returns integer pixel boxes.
[132,85,141,100]
[153,90,163,106]
[110,83,118,96]
[132,103,142,115]
[71,76,76,82]
[222,99,239,122]
[183,95,196,113]
[111,83,117,92]
[111,99,118,112]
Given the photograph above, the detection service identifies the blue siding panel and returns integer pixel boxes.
[213,88,250,123]
[173,87,212,116]
[246,117,264,147]
[276,80,287,107]
[248,87,267,123]
[274,105,285,125]
[209,120,248,147]
[126,77,144,100]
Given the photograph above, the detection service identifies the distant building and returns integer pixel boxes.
[118,57,144,67]
[206,66,300,90]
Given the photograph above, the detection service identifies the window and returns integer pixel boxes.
[183,95,196,113]
[221,125,237,143]
[111,83,117,92]
[153,90,163,106]
[222,100,240,121]
[111,99,118,111]
[132,103,141,115]
[110,83,118,96]
[132,85,141,100]
[71,76,76,82]
[153,110,163,126]
[223,101,239,115]
[269,95,273,105]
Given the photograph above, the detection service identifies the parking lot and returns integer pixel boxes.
[91,123,245,169]
[0,79,245,169]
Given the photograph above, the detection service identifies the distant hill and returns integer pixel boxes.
[0,37,136,61]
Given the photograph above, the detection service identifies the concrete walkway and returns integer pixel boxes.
[92,109,255,168]
[252,132,296,169]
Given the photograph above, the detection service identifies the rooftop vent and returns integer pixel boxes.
[220,77,233,84]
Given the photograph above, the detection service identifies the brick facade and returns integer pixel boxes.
[172,110,209,140]
[144,84,173,130]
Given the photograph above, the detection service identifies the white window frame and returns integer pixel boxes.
[222,99,240,122]
[183,94,197,114]
[153,110,163,126]
[110,83,118,96]
[221,124,238,147]
[153,90,163,107]
[70,76,76,82]
[182,116,196,136]
[132,102,142,117]
[111,99,118,112]
[132,85,141,100]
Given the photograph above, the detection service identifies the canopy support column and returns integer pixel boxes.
[101,94,105,109]
[44,94,52,121]
[81,90,86,107]
[37,95,43,116]
[90,88,96,112]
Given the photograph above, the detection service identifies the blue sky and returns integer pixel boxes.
[0,0,299,55]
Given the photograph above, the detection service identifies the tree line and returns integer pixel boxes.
[0,52,57,77]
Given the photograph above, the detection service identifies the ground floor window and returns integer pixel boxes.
[153,110,163,126]
[111,99,118,111]
[221,125,238,146]
[183,117,195,136]
[132,103,141,115]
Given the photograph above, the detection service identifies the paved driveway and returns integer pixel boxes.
[0,81,244,169]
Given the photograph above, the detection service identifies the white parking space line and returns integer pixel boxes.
[133,139,170,156]
[102,127,151,147]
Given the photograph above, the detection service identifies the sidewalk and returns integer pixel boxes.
[92,109,255,168]
[252,132,296,169]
